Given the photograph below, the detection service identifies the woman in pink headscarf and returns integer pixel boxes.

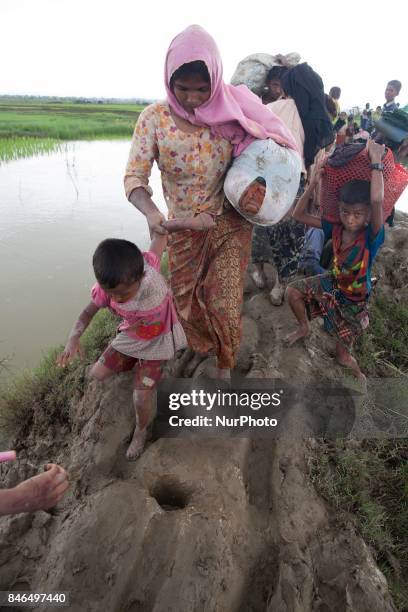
[124,25,297,378]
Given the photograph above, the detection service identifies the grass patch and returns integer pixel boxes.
[0,100,144,162]
[310,439,408,610]
[312,293,408,609]
[0,136,62,163]
[356,295,408,375]
[0,310,117,444]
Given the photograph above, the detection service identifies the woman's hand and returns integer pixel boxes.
[9,464,69,514]
[308,160,326,187]
[146,210,167,237]
[56,338,83,368]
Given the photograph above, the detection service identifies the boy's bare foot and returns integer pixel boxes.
[335,342,366,391]
[126,427,148,461]
[284,323,310,346]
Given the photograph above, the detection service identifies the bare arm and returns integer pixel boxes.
[292,182,323,229]
[124,105,167,236]
[56,301,100,367]
[0,464,69,516]
[367,140,385,238]
[128,188,167,237]
[149,231,168,260]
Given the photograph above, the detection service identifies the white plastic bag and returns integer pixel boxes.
[223,139,302,226]
[231,52,301,96]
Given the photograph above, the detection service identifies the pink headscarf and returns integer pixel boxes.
[165,25,299,157]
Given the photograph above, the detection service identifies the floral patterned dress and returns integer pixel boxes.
[124,102,253,369]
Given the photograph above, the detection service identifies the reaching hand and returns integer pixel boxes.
[162,212,216,232]
[193,212,216,230]
[56,338,83,368]
[309,160,326,187]
[146,210,167,237]
[8,464,69,514]
[367,139,385,164]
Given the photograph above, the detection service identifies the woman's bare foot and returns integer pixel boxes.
[238,179,266,215]
[284,323,310,346]
[163,213,215,233]
[126,427,148,461]
[250,264,267,289]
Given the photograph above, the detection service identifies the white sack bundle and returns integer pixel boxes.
[223,139,302,226]
[230,52,301,96]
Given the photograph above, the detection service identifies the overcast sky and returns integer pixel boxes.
[1,0,406,110]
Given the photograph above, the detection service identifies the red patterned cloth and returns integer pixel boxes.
[168,204,252,369]
[320,147,408,223]
[98,346,163,390]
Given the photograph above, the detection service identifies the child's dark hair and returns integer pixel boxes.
[266,65,288,83]
[340,180,371,206]
[388,80,402,94]
[329,86,341,99]
[324,93,337,119]
[92,239,144,288]
[170,61,210,87]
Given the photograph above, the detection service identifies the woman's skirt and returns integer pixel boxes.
[167,204,253,369]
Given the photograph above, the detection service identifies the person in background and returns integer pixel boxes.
[366,110,374,134]
[334,111,348,144]
[0,464,69,516]
[262,66,286,104]
[344,115,357,143]
[329,86,341,123]
[360,110,369,131]
[325,94,337,122]
[251,63,334,304]
[373,106,382,122]
[383,80,402,113]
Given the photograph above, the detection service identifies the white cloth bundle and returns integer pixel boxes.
[230,52,301,96]
[223,139,302,226]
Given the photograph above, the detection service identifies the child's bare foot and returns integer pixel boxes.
[335,342,366,391]
[284,323,310,346]
[163,213,215,233]
[126,427,148,461]
[238,179,266,215]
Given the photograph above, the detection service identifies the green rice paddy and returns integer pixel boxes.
[0,99,145,162]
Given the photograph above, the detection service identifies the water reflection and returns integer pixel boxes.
[1,140,408,373]
[0,140,166,372]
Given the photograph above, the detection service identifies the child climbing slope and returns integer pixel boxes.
[57,232,186,459]
[285,140,386,384]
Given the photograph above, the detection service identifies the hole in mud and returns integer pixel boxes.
[150,477,191,511]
